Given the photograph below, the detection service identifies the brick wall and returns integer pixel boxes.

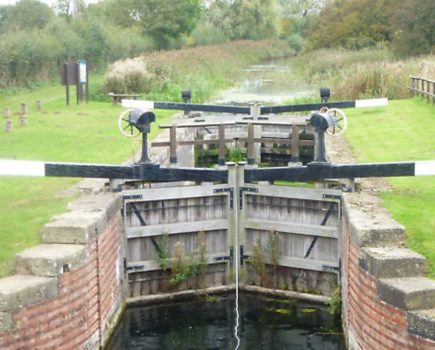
[0,193,124,350]
[342,192,435,350]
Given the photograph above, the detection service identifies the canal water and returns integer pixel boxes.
[107,293,345,350]
[213,63,316,105]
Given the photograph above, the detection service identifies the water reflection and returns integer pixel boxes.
[214,64,316,105]
[107,293,344,350]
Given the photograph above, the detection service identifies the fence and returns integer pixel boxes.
[409,76,435,102]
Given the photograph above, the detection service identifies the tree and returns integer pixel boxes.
[55,0,85,20]
[107,0,202,49]
[206,0,278,40]
[392,0,435,56]
[307,0,395,49]
[0,0,53,32]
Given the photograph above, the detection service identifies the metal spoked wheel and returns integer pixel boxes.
[118,109,139,137]
[326,108,348,136]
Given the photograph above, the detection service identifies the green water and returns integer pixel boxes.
[107,293,344,349]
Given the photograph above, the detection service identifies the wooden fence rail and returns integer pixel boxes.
[410,76,435,103]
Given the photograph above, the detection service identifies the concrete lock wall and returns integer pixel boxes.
[341,192,435,349]
[0,192,125,350]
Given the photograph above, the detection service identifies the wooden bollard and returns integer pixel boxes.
[36,100,42,111]
[3,108,12,132]
[19,103,27,127]
[3,107,11,119]
[4,119,12,132]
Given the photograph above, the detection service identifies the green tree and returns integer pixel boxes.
[392,0,435,56]
[307,0,394,49]
[107,0,202,49]
[206,0,278,40]
[0,0,53,32]
[55,0,85,20]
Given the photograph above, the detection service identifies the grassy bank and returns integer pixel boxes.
[345,98,435,278]
[0,40,292,277]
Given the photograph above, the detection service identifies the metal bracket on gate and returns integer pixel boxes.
[214,246,234,267]
[124,258,144,273]
[213,187,234,210]
[322,259,341,274]
[239,186,258,210]
[240,245,250,266]
[322,194,341,200]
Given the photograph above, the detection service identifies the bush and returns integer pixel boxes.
[190,23,229,46]
[287,33,304,53]
[102,57,152,94]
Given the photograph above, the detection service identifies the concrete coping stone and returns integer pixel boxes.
[67,192,121,220]
[15,244,88,277]
[360,247,427,279]
[378,277,435,310]
[408,308,435,341]
[343,192,405,247]
[0,275,58,312]
[42,210,108,244]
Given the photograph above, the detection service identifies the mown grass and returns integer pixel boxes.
[0,90,174,277]
[345,98,435,278]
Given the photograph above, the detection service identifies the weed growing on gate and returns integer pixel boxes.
[250,232,282,288]
[168,231,208,288]
[156,233,169,271]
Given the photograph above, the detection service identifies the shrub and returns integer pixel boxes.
[102,57,153,94]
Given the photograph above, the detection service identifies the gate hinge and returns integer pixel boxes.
[123,194,143,200]
[322,194,341,200]
[240,245,250,266]
[213,187,234,210]
[239,186,258,209]
[213,247,234,267]
[124,258,144,273]
[322,259,341,273]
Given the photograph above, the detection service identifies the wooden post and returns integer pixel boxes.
[19,103,27,127]
[3,108,12,132]
[36,100,42,112]
[226,162,237,282]
[250,105,262,164]
[247,123,255,165]
[3,108,11,119]
[236,162,246,284]
[218,123,226,166]
[410,76,415,97]
[290,124,300,163]
[169,124,177,165]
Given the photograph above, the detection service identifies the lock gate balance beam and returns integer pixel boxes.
[1,159,434,182]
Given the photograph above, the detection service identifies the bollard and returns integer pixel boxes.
[20,102,28,116]
[36,100,42,111]
[4,119,12,132]
[19,103,27,127]
[3,108,11,120]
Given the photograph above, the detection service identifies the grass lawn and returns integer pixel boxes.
[0,84,174,276]
[345,97,435,278]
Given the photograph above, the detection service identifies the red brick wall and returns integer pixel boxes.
[0,215,123,350]
[342,230,435,350]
